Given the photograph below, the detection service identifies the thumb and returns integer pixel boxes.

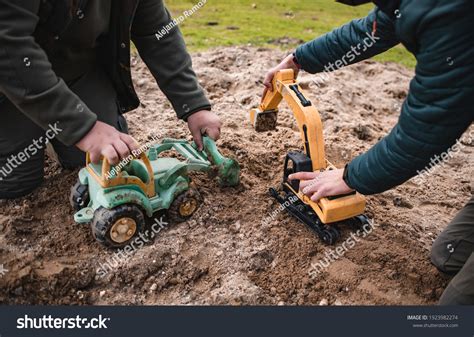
[205,127,220,141]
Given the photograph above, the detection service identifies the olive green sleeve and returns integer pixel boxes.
[0,0,97,146]
[131,0,211,120]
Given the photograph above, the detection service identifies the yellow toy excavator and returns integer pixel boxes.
[250,69,370,244]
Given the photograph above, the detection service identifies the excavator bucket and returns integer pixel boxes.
[250,108,278,132]
[250,70,295,132]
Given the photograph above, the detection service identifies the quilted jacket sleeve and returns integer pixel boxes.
[295,9,399,74]
[346,1,474,194]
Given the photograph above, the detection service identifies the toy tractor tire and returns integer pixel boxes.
[168,188,202,223]
[70,181,90,211]
[91,204,146,249]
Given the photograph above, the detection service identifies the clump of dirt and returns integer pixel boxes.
[353,124,373,141]
[253,111,278,132]
[1,47,472,305]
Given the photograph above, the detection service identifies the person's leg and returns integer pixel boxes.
[438,252,474,305]
[431,195,474,304]
[0,99,46,199]
[51,65,129,168]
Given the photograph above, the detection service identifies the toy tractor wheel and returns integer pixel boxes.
[70,181,90,211]
[91,204,146,248]
[168,188,202,223]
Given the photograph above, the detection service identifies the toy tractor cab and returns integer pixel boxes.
[70,137,240,248]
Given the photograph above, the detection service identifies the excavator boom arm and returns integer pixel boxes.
[259,69,326,171]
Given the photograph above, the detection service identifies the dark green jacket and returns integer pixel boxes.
[0,0,210,146]
[295,0,474,194]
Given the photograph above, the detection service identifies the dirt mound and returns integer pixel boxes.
[1,47,471,305]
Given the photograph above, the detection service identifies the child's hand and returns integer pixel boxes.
[289,169,354,201]
[262,53,300,99]
[187,110,222,150]
[76,121,139,165]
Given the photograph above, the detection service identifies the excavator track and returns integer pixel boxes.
[269,187,371,245]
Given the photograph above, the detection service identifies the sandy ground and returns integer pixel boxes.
[1,47,473,305]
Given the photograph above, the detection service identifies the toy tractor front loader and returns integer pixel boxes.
[70,137,239,248]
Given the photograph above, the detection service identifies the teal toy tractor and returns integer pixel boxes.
[70,137,240,248]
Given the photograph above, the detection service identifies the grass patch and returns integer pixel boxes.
[165,0,415,68]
